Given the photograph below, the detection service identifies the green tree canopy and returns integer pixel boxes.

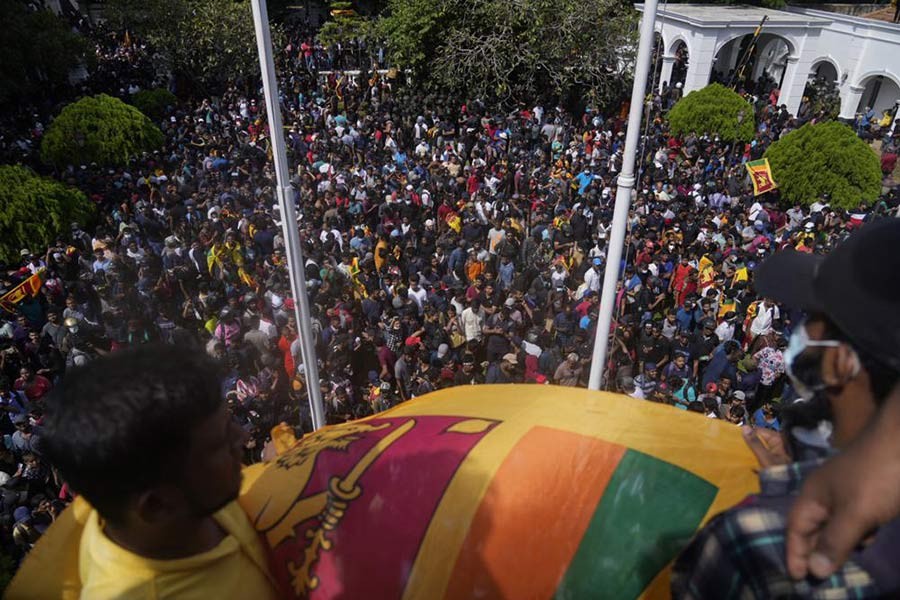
[0,0,92,106]
[0,166,95,265]
[130,88,178,122]
[667,83,756,142]
[104,0,283,92]
[377,0,638,107]
[764,121,882,209]
[318,1,376,48]
[41,94,165,168]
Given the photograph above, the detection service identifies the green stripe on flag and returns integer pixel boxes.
[555,450,717,599]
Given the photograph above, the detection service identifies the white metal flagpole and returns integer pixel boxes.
[250,0,326,429]
[588,0,661,390]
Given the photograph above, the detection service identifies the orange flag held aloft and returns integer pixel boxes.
[746,158,778,196]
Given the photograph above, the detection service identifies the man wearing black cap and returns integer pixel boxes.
[690,318,719,381]
[673,218,900,598]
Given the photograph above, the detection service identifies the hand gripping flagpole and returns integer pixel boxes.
[250,0,326,430]
[588,0,661,390]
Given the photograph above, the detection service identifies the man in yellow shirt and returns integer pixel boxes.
[8,345,278,599]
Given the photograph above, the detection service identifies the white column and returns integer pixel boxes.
[251,0,327,430]
[588,0,659,390]
[840,84,866,120]
[659,55,675,92]
[779,55,805,116]
[684,36,717,93]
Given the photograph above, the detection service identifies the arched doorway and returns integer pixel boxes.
[811,60,838,84]
[670,40,689,90]
[857,74,900,117]
[711,33,793,92]
[802,60,842,119]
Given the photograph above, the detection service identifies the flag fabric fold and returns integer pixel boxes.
[0,269,46,313]
[243,387,759,599]
[746,158,778,196]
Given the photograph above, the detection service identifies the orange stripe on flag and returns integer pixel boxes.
[445,426,626,600]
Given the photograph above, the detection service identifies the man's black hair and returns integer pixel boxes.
[41,344,223,524]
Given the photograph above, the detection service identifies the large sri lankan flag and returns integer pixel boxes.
[240,386,759,599]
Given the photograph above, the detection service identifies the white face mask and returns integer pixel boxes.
[783,322,847,401]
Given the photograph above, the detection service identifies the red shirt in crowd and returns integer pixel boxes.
[14,375,52,402]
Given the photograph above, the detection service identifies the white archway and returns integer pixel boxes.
[711,32,796,88]
[655,34,690,93]
[809,57,841,84]
[667,36,691,58]
[855,71,900,117]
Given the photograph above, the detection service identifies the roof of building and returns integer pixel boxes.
[636,4,832,27]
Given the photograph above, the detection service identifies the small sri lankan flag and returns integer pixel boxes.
[238,387,759,600]
[0,269,46,313]
[746,158,778,196]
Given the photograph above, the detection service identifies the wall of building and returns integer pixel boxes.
[788,7,900,119]
[647,4,900,121]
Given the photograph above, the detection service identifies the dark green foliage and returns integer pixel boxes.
[104,0,283,92]
[0,166,95,265]
[802,75,841,121]
[40,94,165,168]
[668,83,756,142]
[318,1,376,47]
[0,1,92,106]
[764,121,882,209]
[130,88,178,121]
[376,0,638,107]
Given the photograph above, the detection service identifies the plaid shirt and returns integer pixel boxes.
[672,459,900,599]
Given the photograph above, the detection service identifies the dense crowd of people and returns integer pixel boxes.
[0,16,898,569]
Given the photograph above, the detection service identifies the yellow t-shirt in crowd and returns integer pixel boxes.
[77,501,278,600]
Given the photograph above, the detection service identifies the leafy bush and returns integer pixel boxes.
[41,94,165,168]
[130,88,177,121]
[0,166,95,265]
[668,83,756,142]
[764,121,882,209]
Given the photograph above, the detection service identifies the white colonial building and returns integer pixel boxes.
[639,4,900,120]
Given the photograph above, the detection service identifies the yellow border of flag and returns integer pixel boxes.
[0,268,46,313]
[746,158,778,196]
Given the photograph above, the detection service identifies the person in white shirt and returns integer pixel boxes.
[584,259,602,293]
[748,200,765,222]
[715,312,736,343]
[550,263,568,289]
[407,277,428,315]
[258,312,278,339]
[618,376,645,400]
[749,298,780,337]
[460,299,485,343]
[487,223,506,255]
